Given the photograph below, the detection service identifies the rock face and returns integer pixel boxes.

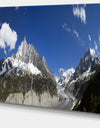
[0,37,58,107]
[6,91,59,108]
[42,56,55,81]
[65,48,100,102]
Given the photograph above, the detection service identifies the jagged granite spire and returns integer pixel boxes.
[42,56,55,80]
[73,48,100,79]
[15,37,46,74]
[16,37,28,59]
[12,37,55,81]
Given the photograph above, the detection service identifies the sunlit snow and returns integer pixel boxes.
[10,58,41,75]
[90,48,95,57]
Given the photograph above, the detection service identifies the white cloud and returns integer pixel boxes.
[94,41,98,50]
[90,48,96,56]
[0,23,17,53]
[62,23,71,32]
[88,34,91,41]
[73,5,86,24]
[62,23,81,42]
[65,27,71,32]
[0,38,5,49]
[73,29,79,38]
[99,36,100,42]
[4,50,7,55]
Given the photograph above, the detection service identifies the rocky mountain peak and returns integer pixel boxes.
[55,68,75,87]
[16,37,38,64]
[84,48,96,59]
[12,37,47,74]
[64,49,100,102]
[0,37,56,79]
[16,37,27,58]
[73,48,100,80]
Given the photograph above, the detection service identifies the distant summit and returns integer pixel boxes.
[62,48,100,109]
[73,48,100,79]
[55,68,75,87]
[55,48,100,88]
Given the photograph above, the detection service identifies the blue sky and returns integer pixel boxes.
[0,4,100,75]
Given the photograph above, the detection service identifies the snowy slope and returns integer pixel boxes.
[0,57,41,76]
[55,68,75,87]
[0,37,43,76]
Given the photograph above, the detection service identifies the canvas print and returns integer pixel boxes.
[0,4,100,114]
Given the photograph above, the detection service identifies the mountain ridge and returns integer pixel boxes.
[64,48,100,109]
[0,39,100,110]
[0,37,60,107]
[55,48,100,110]
[0,37,55,79]
[55,68,75,87]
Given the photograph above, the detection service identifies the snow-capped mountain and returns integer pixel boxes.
[55,68,75,87]
[73,48,100,80]
[65,48,100,104]
[55,48,99,89]
[14,37,48,74]
[0,37,60,107]
[0,37,55,79]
